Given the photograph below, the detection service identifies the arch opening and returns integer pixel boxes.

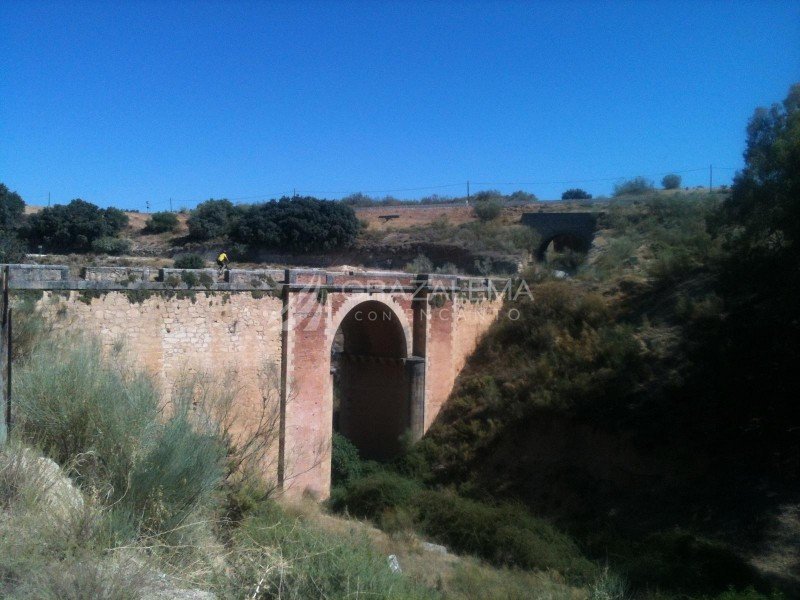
[536,233,590,271]
[331,300,411,461]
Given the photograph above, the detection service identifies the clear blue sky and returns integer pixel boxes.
[1,1,798,210]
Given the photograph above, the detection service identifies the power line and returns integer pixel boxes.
[153,165,736,209]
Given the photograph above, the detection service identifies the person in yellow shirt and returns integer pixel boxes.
[216,251,229,274]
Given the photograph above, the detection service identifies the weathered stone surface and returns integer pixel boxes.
[10,266,507,499]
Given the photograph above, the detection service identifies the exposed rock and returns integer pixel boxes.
[421,541,449,556]
[2,447,84,519]
[387,554,402,573]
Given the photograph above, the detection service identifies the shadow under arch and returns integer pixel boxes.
[535,232,592,262]
[331,300,413,460]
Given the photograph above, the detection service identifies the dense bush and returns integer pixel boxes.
[0,182,25,231]
[329,470,421,518]
[562,188,592,200]
[473,199,502,222]
[187,198,238,240]
[613,176,655,196]
[413,491,595,580]
[144,211,179,233]
[91,236,131,255]
[14,338,226,538]
[173,253,205,269]
[662,173,682,189]
[331,469,596,581]
[472,189,503,202]
[23,199,129,252]
[404,253,434,273]
[0,233,26,263]
[232,196,360,251]
[331,432,363,485]
[508,190,537,202]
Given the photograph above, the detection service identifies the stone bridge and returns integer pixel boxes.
[3,264,512,497]
[521,212,598,260]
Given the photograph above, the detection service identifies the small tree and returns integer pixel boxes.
[561,188,592,200]
[0,234,26,263]
[144,211,179,233]
[23,199,129,252]
[613,177,655,197]
[472,189,503,203]
[473,200,502,222]
[661,173,682,190]
[508,190,538,203]
[0,183,25,231]
[187,199,239,240]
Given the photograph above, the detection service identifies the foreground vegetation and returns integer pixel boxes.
[2,84,796,598]
[329,84,800,600]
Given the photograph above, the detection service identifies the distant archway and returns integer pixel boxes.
[331,300,411,460]
[535,233,591,262]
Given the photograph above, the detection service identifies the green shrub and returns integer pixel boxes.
[328,470,421,519]
[613,177,655,196]
[473,200,502,222]
[180,270,198,287]
[187,198,238,240]
[404,253,434,273]
[173,253,205,269]
[508,190,537,203]
[0,232,27,263]
[472,189,503,202]
[562,188,593,200]
[231,197,360,251]
[91,236,131,255]
[0,182,25,230]
[413,491,596,581]
[331,432,362,485]
[23,199,128,252]
[144,211,179,233]
[662,173,682,189]
[14,338,225,539]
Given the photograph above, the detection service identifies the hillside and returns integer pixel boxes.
[326,190,799,600]
[19,198,608,275]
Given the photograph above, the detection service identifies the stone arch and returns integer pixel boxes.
[330,298,413,460]
[535,232,592,261]
[328,293,413,357]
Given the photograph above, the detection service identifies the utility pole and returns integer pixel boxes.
[467,180,470,205]
[169,197,173,212]
[47,192,51,207]
[146,200,150,213]
[1,267,11,443]
[709,164,713,192]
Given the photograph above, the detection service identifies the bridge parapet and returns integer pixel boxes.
[3,264,512,297]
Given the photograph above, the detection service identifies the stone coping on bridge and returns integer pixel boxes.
[2,264,510,294]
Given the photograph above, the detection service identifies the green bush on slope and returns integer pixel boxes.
[13,338,226,538]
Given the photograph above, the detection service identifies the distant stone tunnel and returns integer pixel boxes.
[521,212,598,261]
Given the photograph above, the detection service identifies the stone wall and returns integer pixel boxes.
[36,288,285,487]
[7,264,510,498]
